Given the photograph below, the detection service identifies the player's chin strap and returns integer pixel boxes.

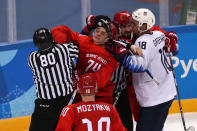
[137,25,149,36]
[138,27,148,35]
[167,46,195,131]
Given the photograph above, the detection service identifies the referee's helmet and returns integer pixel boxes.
[33,28,54,50]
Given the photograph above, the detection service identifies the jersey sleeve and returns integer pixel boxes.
[27,52,35,69]
[110,105,127,131]
[123,36,154,72]
[134,36,154,69]
[55,106,75,131]
[51,25,79,44]
[96,58,118,88]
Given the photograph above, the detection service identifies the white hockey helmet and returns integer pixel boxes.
[132,8,155,30]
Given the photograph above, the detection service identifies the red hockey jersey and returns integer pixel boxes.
[55,101,127,131]
[51,26,118,103]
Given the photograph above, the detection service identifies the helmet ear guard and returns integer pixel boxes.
[33,28,54,50]
[132,8,155,31]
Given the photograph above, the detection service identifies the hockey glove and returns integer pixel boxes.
[86,15,96,28]
[165,31,179,56]
[105,40,129,62]
[82,15,111,35]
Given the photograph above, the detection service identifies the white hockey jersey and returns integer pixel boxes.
[132,31,177,107]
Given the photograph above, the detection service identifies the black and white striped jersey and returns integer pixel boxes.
[111,64,131,93]
[110,39,132,93]
[28,43,79,100]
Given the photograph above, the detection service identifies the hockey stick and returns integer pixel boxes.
[145,70,160,86]
[67,70,79,105]
[128,50,160,85]
[113,88,122,107]
[68,89,78,105]
[168,47,195,131]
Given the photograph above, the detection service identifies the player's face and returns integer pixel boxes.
[119,23,132,39]
[93,27,108,45]
[131,19,140,36]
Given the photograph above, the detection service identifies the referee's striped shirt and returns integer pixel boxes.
[111,64,131,93]
[110,39,132,93]
[28,43,79,100]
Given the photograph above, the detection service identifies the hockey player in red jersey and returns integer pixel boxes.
[55,73,127,131]
[79,12,178,131]
[81,14,141,131]
[51,18,130,104]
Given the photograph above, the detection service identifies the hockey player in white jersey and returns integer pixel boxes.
[122,8,177,131]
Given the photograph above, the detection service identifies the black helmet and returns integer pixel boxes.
[33,28,54,50]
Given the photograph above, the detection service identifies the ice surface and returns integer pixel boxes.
[133,112,197,131]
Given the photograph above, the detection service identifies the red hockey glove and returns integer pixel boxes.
[165,31,179,55]
[86,15,95,28]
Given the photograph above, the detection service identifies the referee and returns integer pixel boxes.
[28,28,79,131]
[111,64,134,131]
[110,39,137,131]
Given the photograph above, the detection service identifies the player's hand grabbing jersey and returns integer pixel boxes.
[55,102,126,131]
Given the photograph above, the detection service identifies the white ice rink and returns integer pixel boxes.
[134,112,197,131]
[164,112,197,131]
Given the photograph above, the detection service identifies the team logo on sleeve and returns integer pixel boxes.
[61,107,70,117]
